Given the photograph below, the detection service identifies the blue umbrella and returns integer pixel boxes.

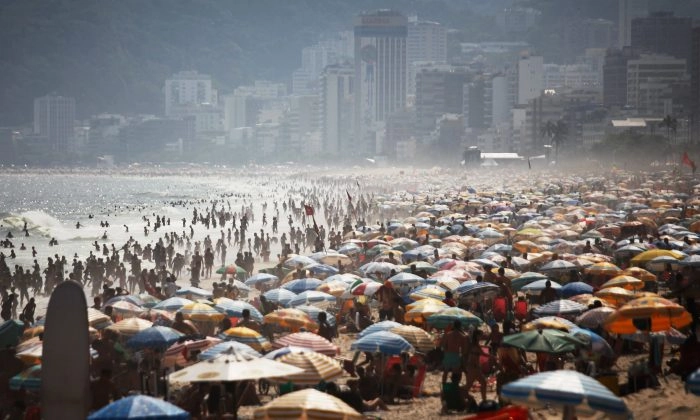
[687,368,700,396]
[454,281,499,297]
[560,282,594,298]
[126,326,184,351]
[263,345,313,360]
[281,278,323,294]
[569,327,614,357]
[198,341,261,361]
[533,300,588,318]
[521,280,561,294]
[304,263,340,277]
[88,395,190,419]
[174,286,212,298]
[351,331,414,355]
[501,370,628,417]
[262,288,297,307]
[105,295,145,307]
[152,297,194,312]
[244,273,279,286]
[357,320,402,339]
[388,272,434,287]
[287,291,335,308]
[294,305,336,326]
[214,299,263,322]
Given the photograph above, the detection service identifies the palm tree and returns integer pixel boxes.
[658,115,678,144]
[541,120,568,161]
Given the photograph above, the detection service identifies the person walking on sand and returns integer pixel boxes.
[441,320,466,385]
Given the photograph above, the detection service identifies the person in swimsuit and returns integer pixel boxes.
[441,320,465,384]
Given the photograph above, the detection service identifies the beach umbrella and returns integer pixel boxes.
[9,365,41,391]
[87,395,190,420]
[288,291,336,308]
[585,262,622,277]
[539,260,577,274]
[522,316,576,332]
[532,300,588,318]
[359,261,400,278]
[502,329,585,354]
[356,320,402,339]
[213,299,263,323]
[264,308,318,331]
[218,327,271,352]
[197,341,261,361]
[262,288,297,307]
[284,255,317,268]
[604,297,693,334]
[137,293,161,308]
[575,307,615,329]
[87,307,113,329]
[351,331,414,355]
[253,388,363,420]
[426,307,484,329]
[316,280,349,297]
[0,320,25,348]
[687,368,700,396]
[105,295,145,307]
[174,286,213,298]
[179,302,225,322]
[349,280,382,297]
[318,253,352,266]
[404,299,451,323]
[622,328,688,346]
[244,273,279,286]
[387,272,428,287]
[270,351,344,385]
[600,275,645,291]
[126,326,184,351]
[501,370,628,417]
[304,263,340,277]
[282,278,324,294]
[594,287,634,306]
[514,240,544,253]
[337,242,363,255]
[106,318,153,337]
[619,267,656,283]
[560,282,593,298]
[168,348,304,384]
[216,264,244,275]
[273,332,339,357]
[512,272,550,291]
[646,255,683,272]
[163,337,222,368]
[152,297,194,312]
[454,281,499,297]
[409,284,447,301]
[107,301,144,317]
[389,325,435,353]
[569,328,614,357]
[294,305,336,327]
[264,346,313,360]
[630,249,684,266]
[522,279,562,294]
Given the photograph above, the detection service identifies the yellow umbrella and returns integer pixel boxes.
[409,285,446,301]
[489,267,521,280]
[594,287,635,307]
[264,308,318,331]
[600,276,645,291]
[621,267,657,283]
[406,297,447,312]
[179,302,225,322]
[316,280,348,297]
[522,317,573,332]
[604,297,693,334]
[513,240,543,253]
[630,249,684,266]
[253,388,363,420]
[106,318,154,337]
[390,325,435,353]
[568,294,614,308]
[405,300,450,323]
[271,352,344,385]
[219,327,271,352]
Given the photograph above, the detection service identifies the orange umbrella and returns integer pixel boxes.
[600,276,645,291]
[594,287,634,307]
[263,308,318,331]
[621,267,657,283]
[585,262,622,277]
[604,297,692,334]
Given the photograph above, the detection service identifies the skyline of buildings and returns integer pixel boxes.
[15,5,700,164]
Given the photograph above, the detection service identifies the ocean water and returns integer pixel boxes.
[0,171,304,270]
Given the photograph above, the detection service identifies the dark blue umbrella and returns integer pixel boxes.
[88,395,189,419]
[126,326,184,351]
[351,331,414,355]
[560,282,594,298]
[281,278,323,294]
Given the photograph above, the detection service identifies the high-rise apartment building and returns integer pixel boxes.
[33,94,76,152]
[618,0,648,48]
[321,64,354,155]
[414,65,469,136]
[164,71,215,117]
[691,27,700,144]
[626,54,688,116]
[631,11,693,61]
[354,10,408,155]
[603,47,640,108]
[407,20,447,94]
[517,55,544,105]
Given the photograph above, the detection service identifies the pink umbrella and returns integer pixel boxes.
[273,332,339,357]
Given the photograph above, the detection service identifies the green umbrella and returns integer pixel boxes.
[503,329,585,354]
[216,264,247,276]
[426,307,483,329]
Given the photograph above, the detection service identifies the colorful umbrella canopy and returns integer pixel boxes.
[9,365,41,391]
[262,288,298,307]
[108,301,144,317]
[244,273,280,286]
[282,278,324,294]
[174,286,213,298]
[197,341,261,361]
[356,320,402,339]
[270,351,344,385]
[426,307,484,329]
[168,348,303,384]
[521,279,562,294]
[575,307,616,329]
[253,388,363,420]
[560,282,594,298]
[511,272,550,291]
[126,326,184,351]
[501,370,628,417]
[87,395,190,420]
[264,308,318,331]
[569,328,614,357]
[213,298,263,322]
[316,280,349,297]
[454,281,499,297]
[105,295,145,307]
[594,287,634,306]
[604,297,693,334]
[389,325,435,353]
[630,249,684,266]
[532,300,588,318]
[405,300,451,323]
[179,302,225,322]
[387,272,431,287]
[87,308,113,329]
[273,332,339,357]
[502,329,585,354]
[137,293,161,308]
[621,267,656,282]
[152,297,194,312]
[264,346,314,360]
[163,337,222,368]
[288,291,336,308]
[350,280,382,297]
[351,331,414,355]
[539,260,577,274]
[584,262,622,277]
[409,284,447,301]
[522,316,576,332]
[599,275,645,291]
[106,318,154,337]
[293,305,336,327]
[218,327,271,352]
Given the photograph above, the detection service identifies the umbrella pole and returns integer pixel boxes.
[562,405,575,420]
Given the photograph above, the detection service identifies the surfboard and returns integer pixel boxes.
[41,281,91,419]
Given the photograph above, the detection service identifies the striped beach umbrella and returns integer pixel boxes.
[533,300,588,318]
[179,303,225,322]
[218,327,271,352]
[163,336,222,368]
[87,308,113,330]
[501,370,628,417]
[426,307,484,329]
[600,275,645,291]
[126,326,184,351]
[263,308,318,331]
[153,297,194,312]
[409,285,447,301]
[106,318,153,337]
[197,341,261,361]
[584,262,622,277]
[288,291,336,308]
[253,388,363,420]
[351,331,414,355]
[389,325,435,353]
[273,332,338,357]
[245,273,280,286]
[575,307,616,329]
[356,320,402,339]
[137,293,161,308]
[174,286,213,298]
[105,295,145,307]
[108,301,144,318]
[87,395,189,419]
[213,299,263,322]
[262,288,297,307]
[523,316,577,332]
[282,278,324,294]
[271,352,344,385]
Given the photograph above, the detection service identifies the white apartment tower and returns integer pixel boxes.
[33,94,76,152]
[517,55,544,105]
[618,0,648,48]
[322,64,354,155]
[164,71,215,117]
[407,20,448,94]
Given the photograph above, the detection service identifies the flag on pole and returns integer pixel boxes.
[304,204,314,216]
[682,152,696,173]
